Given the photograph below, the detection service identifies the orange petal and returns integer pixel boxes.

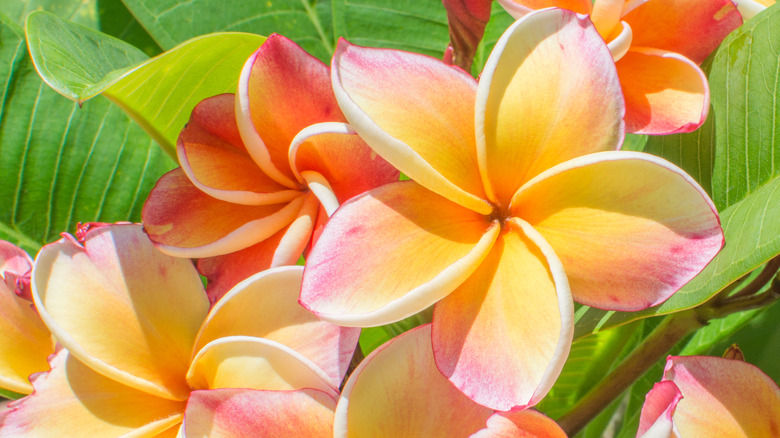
[236,35,344,188]
[177,94,299,205]
[331,39,490,214]
[143,168,305,257]
[335,325,494,437]
[195,266,359,390]
[497,0,592,17]
[300,181,498,327]
[471,410,567,437]
[476,8,624,206]
[31,224,209,400]
[511,152,723,311]
[624,0,742,64]
[432,221,573,410]
[184,388,335,438]
[617,48,708,134]
[0,350,185,437]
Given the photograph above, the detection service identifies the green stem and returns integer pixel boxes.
[726,255,780,300]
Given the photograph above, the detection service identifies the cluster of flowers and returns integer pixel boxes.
[1,0,778,436]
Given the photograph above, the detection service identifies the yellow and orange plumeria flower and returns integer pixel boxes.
[337,324,567,437]
[637,355,780,437]
[0,224,358,437]
[497,0,742,134]
[299,8,724,411]
[142,34,398,302]
[0,241,54,396]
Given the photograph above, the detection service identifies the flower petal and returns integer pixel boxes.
[335,325,494,438]
[617,48,709,135]
[331,39,491,214]
[236,34,344,188]
[187,336,338,398]
[0,350,185,438]
[637,381,683,438]
[476,8,624,206]
[184,388,335,438]
[31,224,209,400]
[300,181,499,327]
[496,0,592,17]
[177,94,299,205]
[195,266,358,389]
[660,356,780,437]
[432,220,573,410]
[143,168,305,257]
[511,151,723,311]
[196,193,319,303]
[470,410,567,437]
[624,0,742,64]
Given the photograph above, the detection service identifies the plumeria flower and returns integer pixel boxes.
[337,323,567,437]
[497,0,742,134]
[142,34,399,302]
[0,241,54,395]
[0,224,358,437]
[299,8,724,411]
[637,355,780,437]
[732,0,775,19]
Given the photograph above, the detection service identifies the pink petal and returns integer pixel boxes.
[637,381,682,438]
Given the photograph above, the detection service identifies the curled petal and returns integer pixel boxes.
[32,224,209,400]
[617,48,709,135]
[0,241,32,277]
[196,266,358,389]
[0,350,185,438]
[470,410,567,437]
[184,388,335,438]
[476,8,624,205]
[432,221,573,410]
[331,39,490,214]
[143,168,306,257]
[497,0,592,18]
[300,181,498,327]
[511,152,723,310]
[335,325,494,438]
[637,381,683,438]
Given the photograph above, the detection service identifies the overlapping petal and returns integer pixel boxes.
[184,388,336,438]
[511,152,723,310]
[476,9,624,205]
[335,325,494,438]
[31,224,209,400]
[432,222,573,410]
[617,49,708,134]
[300,181,499,326]
[497,0,592,16]
[471,410,567,437]
[331,39,490,213]
[0,350,185,438]
[637,381,682,438]
[195,266,358,388]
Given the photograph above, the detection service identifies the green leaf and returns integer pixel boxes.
[358,307,432,355]
[710,6,780,210]
[26,10,149,102]
[96,0,162,56]
[0,19,174,255]
[574,174,780,338]
[0,0,97,28]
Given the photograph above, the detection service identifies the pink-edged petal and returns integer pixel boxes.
[0,350,185,438]
[143,168,306,257]
[290,122,400,206]
[511,151,723,311]
[470,410,567,437]
[637,381,683,438]
[236,34,344,188]
[432,220,573,411]
[300,181,499,327]
[335,324,494,438]
[617,48,709,135]
[0,241,32,276]
[497,0,592,17]
[331,39,491,214]
[661,356,780,437]
[624,0,742,64]
[187,336,338,398]
[177,94,299,205]
[197,193,319,303]
[31,224,209,400]
[184,388,335,438]
[476,8,624,206]
[195,266,358,389]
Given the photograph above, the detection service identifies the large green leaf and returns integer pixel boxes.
[0,16,174,255]
[96,0,162,56]
[710,5,780,210]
